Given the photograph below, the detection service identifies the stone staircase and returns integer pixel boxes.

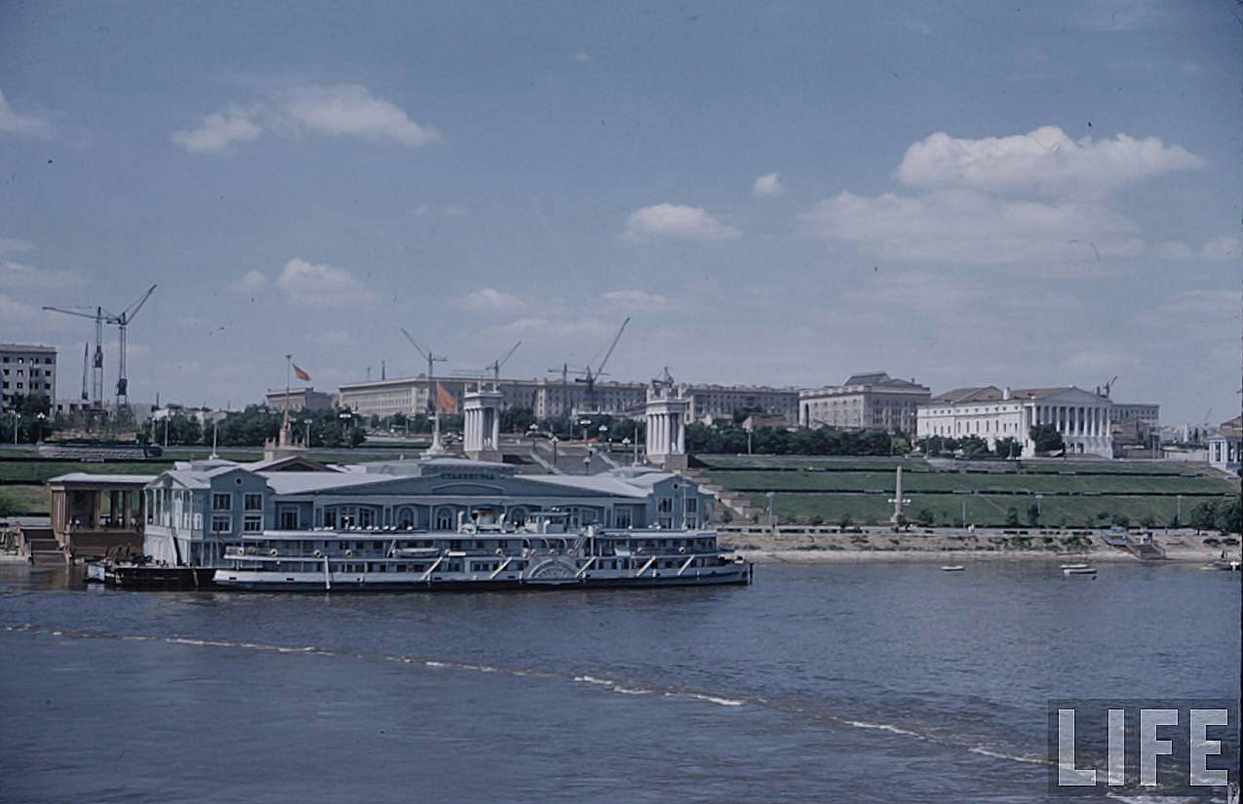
[19,527,65,565]
[683,468,765,523]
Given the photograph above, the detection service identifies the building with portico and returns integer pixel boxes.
[917,385,1115,457]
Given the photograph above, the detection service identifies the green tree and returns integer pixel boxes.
[1190,501,1220,532]
[1029,424,1064,454]
[960,435,991,457]
[1027,502,1041,527]
[1004,507,1021,527]
[994,437,1020,459]
[1110,513,1130,529]
[1214,498,1240,535]
[915,508,935,527]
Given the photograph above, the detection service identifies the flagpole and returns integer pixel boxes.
[284,354,292,429]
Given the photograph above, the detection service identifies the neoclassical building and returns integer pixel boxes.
[917,386,1114,457]
[141,454,709,567]
[799,372,930,433]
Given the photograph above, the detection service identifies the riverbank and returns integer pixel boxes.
[723,530,1239,564]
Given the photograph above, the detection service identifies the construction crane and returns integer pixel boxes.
[43,305,107,409]
[1101,375,1118,398]
[399,327,451,451]
[44,284,157,413]
[570,317,630,413]
[79,343,89,402]
[111,284,157,410]
[455,342,522,381]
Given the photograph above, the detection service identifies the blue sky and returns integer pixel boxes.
[1,0,1239,426]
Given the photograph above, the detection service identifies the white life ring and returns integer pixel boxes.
[495,548,503,556]
[246,546,256,555]
[345,549,354,557]
[269,549,278,557]
[678,546,686,554]
[313,549,323,559]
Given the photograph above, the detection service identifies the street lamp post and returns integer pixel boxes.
[583,447,593,475]
[303,419,312,448]
[12,412,20,445]
[551,435,559,467]
[35,412,46,443]
[766,490,775,533]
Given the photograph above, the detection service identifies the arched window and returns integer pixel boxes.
[396,506,415,529]
[435,507,454,531]
[508,507,527,526]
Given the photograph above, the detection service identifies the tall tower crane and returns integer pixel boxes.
[42,305,107,409]
[399,327,449,451]
[571,317,630,413]
[456,342,522,382]
[44,284,157,413]
[112,284,157,410]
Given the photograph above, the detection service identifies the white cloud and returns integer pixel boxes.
[1154,235,1240,262]
[752,173,784,198]
[280,84,440,147]
[570,52,593,63]
[601,289,667,309]
[0,294,38,320]
[1165,289,1239,315]
[277,258,376,306]
[171,109,262,154]
[623,203,740,242]
[896,127,1201,196]
[1200,235,1240,261]
[799,188,1141,266]
[897,14,932,35]
[1078,0,1160,32]
[313,329,357,346]
[174,84,440,154]
[455,287,527,312]
[0,88,49,136]
[227,269,268,294]
[489,315,614,341]
[0,259,82,289]
[0,237,35,255]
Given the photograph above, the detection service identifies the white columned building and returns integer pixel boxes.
[463,384,503,463]
[916,386,1115,458]
[645,383,689,470]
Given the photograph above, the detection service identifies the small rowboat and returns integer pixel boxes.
[940,565,965,572]
[1060,563,1090,570]
[1063,567,1097,577]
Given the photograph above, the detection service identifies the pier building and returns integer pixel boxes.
[140,454,711,567]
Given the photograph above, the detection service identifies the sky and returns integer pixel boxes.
[0,0,1240,426]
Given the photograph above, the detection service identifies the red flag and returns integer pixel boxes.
[436,382,457,413]
[293,363,311,382]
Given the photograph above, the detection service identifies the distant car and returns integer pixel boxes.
[143,444,163,458]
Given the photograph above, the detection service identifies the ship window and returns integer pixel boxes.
[243,515,262,533]
[359,508,376,529]
[281,510,298,530]
[211,516,231,534]
[435,507,454,530]
[323,510,337,529]
[243,493,263,511]
[212,493,232,511]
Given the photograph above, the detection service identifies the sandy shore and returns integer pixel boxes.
[723,530,1240,565]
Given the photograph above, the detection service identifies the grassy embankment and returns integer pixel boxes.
[696,456,1238,529]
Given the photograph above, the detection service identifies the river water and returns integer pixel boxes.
[0,561,1237,803]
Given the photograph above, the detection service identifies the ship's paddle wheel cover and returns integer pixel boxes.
[526,559,578,583]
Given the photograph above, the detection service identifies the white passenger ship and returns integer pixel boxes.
[214,514,751,591]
